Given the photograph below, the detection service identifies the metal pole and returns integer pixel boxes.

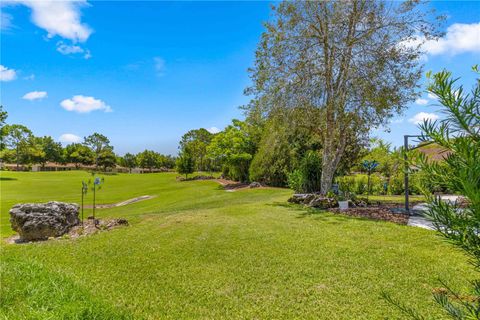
[93,185,96,219]
[404,135,409,213]
[81,187,84,225]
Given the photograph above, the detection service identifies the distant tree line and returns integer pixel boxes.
[0,106,175,172]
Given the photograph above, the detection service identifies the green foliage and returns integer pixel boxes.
[207,119,256,182]
[386,69,480,318]
[287,151,322,193]
[0,105,8,150]
[136,150,158,172]
[176,152,195,178]
[2,124,32,167]
[83,133,112,168]
[336,176,356,194]
[245,1,440,193]
[64,143,94,167]
[120,153,137,172]
[179,128,213,171]
[249,108,324,186]
[97,149,117,171]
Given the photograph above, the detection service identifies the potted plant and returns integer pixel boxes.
[338,191,351,210]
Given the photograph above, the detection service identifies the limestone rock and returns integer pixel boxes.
[249,182,262,188]
[9,201,80,241]
[308,196,338,209]
[288,194,312,204]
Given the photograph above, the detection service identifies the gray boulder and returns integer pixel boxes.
[308,196,338,209]
[288,193,317,204]
[249,182,262,188]
[10,201,80,241]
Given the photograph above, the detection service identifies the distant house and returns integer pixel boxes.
[417,143,452,162]
[1,162,172,173]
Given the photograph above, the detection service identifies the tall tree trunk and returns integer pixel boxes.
[16,146,19,169]
[320,124,348,194]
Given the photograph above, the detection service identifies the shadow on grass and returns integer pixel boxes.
[268,201,345,222]
[268,201,393,225]
[0,177,18,181]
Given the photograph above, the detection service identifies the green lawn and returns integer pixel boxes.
[0,171,474,319]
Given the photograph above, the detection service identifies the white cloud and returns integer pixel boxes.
[84,49,92,59]
[409,112,439,125]
[56,41,84,54]
[60,95,112,113]
[403,23,480,56]
[1,12,13,30]
[154,57,165,76]
[207,127,221,134]
[22,91,47,101]
[0,65,17,81]
[391,118,404,124]
[56,41,91,59]
[415,98,429,105]
[427,92,437,100]
[23,74,35,80]
[17,0,92,43]
[59,133,82,143]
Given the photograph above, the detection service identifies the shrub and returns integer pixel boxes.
[287,151,322,193]
[287,169,304,193]
[355,175,368,195]
[336,176,355,194]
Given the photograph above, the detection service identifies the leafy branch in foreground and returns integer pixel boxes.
[384,67,480,319]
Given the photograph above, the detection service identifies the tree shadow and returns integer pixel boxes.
[268,201,344,223]
[0,177,18,181]
[268,201,391,225]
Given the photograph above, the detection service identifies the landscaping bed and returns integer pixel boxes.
[328,206,409,225]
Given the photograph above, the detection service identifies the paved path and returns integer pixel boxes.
[407,203,435,230]
[407,196,461,230]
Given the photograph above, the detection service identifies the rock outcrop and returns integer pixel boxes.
[288,194,338,209]
[249,182,262,188]
[9,201,80,241]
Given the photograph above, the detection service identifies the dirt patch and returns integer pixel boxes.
[6,218,129,244]
[216,179,250,191]
[84,195,155,209]
[328,207,409,225]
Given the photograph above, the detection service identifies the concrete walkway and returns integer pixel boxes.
[407,203,435,230]
[407,195,460,230]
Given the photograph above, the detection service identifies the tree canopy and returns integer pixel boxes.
[245,0,442,193]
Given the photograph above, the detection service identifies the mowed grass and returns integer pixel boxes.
[0,171,475,319]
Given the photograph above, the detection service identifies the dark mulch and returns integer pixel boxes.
[216,179,250,190]
[328,206,409,225]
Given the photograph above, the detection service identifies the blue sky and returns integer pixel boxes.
[1,1,479,155]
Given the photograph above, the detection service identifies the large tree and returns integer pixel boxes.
[121,153,137,173]
[36,136,63,165]
[64,143,94,168]
[83,133,112,168]
[179,128,213,172]
[3,124,32,168]
[207,120,257,182]
[137,150,159,172]
[246,0,441,194]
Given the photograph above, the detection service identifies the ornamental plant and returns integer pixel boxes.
[384,67,480,319]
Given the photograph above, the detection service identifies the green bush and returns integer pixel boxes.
[336,176,356,193]
[287,151,322,193]
[287,169,304,193]
[355,175,368,195]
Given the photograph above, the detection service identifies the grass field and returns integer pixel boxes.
[0,171,474,319]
